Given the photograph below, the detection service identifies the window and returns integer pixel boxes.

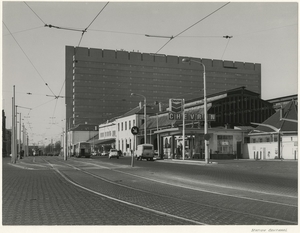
[121,122,123,131]
[133,120,135,126]
[118,123,120,131]
[129,120,131,129]
[217,135,233,154]
[125,121,127,131]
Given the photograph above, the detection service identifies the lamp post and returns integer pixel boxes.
[182,58,209,164]
[131,93,147,144]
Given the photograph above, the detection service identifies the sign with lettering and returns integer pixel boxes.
[168,112,216,121]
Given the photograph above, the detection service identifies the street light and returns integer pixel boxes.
[131,93,147,144]
[182,58,209,164]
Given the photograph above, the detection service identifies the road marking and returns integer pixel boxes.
[8,163,35,170]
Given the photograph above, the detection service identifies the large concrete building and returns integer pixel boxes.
[65,46,261,129]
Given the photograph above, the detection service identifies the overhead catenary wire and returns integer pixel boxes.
[3,21,57,97]
[155,2,231,54]
[221,36,232,60]
[24,1,46,25]
[57,1,110,98]
[55,2,110,121]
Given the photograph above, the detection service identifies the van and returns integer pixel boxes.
[135,144,154,161]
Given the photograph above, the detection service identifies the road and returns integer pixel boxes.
[2,155,298,227]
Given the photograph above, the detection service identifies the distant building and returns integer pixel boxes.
[67,124,98,156]
[65,46,261,130]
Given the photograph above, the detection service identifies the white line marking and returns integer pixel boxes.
[75,160,298,207]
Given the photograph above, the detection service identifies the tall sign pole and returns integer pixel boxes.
[131,126,139,167]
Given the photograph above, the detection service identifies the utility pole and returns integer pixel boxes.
[64,105,68,161]
[11,96,16,163]
[19,112,21,159]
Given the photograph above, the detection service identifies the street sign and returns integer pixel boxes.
[204,134,211,140]
[131,126,139,135]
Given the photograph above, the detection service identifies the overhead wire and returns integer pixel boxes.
[3,21,57,97]
[221,36,232,59]
[56,2,110,99]
[155,2,231,54]
[2,26,44,36]
[23,1,110,131]
[54,2,110,125]
[24,1,46,25]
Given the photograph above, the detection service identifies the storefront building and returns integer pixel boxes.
[98,87,274,160]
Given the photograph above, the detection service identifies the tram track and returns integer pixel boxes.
[43,157,298,225]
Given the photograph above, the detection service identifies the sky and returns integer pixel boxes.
[1,1,298,146]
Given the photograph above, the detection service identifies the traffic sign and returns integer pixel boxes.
[204,134,211,140]
[131,126,139,135]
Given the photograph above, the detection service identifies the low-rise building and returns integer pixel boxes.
[247,100,298,160]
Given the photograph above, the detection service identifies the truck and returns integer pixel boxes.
[135,144,154,161]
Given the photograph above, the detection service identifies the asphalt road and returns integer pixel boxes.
[2,155,298,227]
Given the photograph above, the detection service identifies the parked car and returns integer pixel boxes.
[91,151,97,156]
[109,149,119,159]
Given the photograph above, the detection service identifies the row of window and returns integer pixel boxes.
[118,119,136,131]
[100,131,116,138]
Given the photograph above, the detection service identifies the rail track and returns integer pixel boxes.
[35,157,298,225]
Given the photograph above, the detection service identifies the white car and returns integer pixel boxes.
[108,149,119,159]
